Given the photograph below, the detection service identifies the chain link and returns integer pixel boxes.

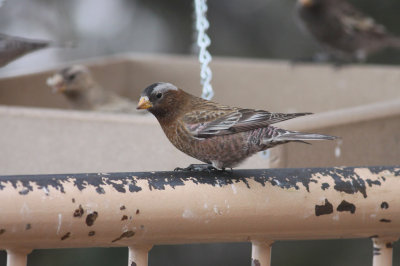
[194,0,214,100]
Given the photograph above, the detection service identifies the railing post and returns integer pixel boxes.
[128,245,153,266]
[6,248,31,266]
[251,240,274,266]
[372,237,397,266]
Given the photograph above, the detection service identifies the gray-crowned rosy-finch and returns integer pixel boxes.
[47,64,137,113]
[137,82,337,170]
[296,0,400,62]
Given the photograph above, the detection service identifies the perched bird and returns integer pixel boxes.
[296,0,400,62]
[0,33,57,67]
[47,65,137,113]
[137,82,337,170]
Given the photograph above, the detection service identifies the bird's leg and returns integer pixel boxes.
[174,164,219,172]
[312,52,332,63]
[290,55,316,64]
[290,52,331,65]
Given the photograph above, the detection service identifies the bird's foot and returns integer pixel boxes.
[174,164,221,173]
[290,56,315,65]
[290,53,331,65]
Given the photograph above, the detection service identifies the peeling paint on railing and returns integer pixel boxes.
[0,166,399,266]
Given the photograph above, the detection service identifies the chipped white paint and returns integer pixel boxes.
[84,202,99,211]
[19,203,30,215]
[213,205,222,215]
[42,187,49,196]
[56,214,62,235]
[264,197,270,204]
[335,146,341,158]
[335,139,343,159]
[332,214,339,221]
[231,184,237,194]
[182,209,195,219]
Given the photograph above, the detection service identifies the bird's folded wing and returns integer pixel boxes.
[338,2,386,35]
[183,109,312,138]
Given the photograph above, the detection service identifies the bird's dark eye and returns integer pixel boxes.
[67,74,76,81]
[156,92,162,99]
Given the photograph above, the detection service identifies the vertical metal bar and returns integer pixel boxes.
[6,249,31,266]
[372,237,396,266]
[128,245,153,266]
[251,241,274,266]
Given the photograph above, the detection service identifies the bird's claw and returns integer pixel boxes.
[174,164,221,173]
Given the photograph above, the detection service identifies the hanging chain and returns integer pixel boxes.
[194,0,214,100]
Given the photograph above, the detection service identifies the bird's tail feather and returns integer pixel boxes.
[277,131,338,142]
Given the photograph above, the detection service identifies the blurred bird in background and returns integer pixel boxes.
[47,65,137,113]
[296,0,400,62]
[0,33,56,67]
[137,82,337,171]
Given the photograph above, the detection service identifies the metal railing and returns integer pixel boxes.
[0,166,399,266]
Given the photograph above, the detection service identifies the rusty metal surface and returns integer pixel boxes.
[0,166,399,250]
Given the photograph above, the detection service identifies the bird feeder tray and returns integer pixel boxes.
[0,53,399,175]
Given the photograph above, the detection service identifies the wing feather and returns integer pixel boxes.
[337,1,387,36]
[183,108,312,138]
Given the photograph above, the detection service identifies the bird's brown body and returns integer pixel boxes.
[296,0,400,61]
[156,96,281,168]
[137,83,337,169]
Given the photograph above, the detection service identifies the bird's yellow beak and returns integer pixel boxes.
[47,74,67,94]
[299,0,313,6]
[137,96,153,110]
[54,84,67,94]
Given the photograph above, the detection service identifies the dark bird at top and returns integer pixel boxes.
[137,82,337,171]
[296,0,400,62]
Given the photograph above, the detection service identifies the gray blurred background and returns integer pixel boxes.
[0,0,400,265]
[1,0,400,73]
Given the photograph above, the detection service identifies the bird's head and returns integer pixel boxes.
[137,82,183,117]
[47,65,94,94]
[297,0,322,8]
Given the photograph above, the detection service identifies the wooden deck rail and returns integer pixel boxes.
[0,166,399,266]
